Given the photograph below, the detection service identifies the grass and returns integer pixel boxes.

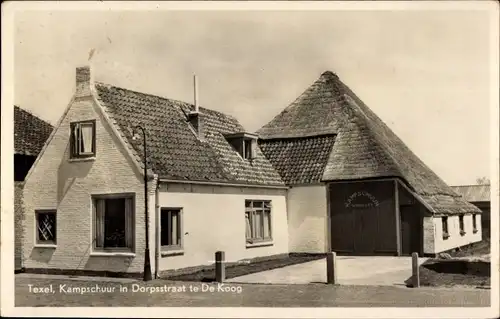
[165,253,325,282]
[415,239,491,288]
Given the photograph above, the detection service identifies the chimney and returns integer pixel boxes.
[75,65,94,98]
[188,74,203,140]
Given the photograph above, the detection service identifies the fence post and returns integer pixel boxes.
[326,252,337,285]
[215,251,225,283]
[411,252,420,288]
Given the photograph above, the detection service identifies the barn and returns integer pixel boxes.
[259,71,482,256]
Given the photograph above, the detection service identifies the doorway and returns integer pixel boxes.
[400,205,422,255]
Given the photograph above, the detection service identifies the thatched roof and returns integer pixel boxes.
[258,71,481,215]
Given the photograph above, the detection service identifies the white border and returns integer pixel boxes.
[1,1,499,318]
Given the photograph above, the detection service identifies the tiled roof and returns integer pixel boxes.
[14,106,54,156]
[258,71,480,215]
[94,83,284,186]
[258,135,336,185]
[451,185,491,203]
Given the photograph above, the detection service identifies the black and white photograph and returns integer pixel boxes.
[1,1,498,317]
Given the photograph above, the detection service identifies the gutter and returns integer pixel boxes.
[159,178,289,190]
[154,175,160,279]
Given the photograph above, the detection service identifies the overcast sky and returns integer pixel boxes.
[14,8,492,185]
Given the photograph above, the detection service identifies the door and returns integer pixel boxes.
[400,205,421,255]
[353,207,377,254]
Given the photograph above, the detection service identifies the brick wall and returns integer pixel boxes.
[23,81,151,274]
[15,181,25,270]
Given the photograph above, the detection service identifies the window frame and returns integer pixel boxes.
[91,193,135,253]
[459,214,466,236]
[35,209,57,246]
[70,120,96,159]
[245,199,273,245]
[441,216,449,240]
[160,207,183,251]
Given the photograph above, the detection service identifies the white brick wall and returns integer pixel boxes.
[23,93,152,274]
[287,185,328,253]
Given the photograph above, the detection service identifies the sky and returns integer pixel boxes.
[13,8,493,186]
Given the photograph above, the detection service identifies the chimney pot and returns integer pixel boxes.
[193,74,199,113]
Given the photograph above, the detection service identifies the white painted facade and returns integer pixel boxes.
[431,214,482,254]
[156,182,289,272]
[287,185,328,253]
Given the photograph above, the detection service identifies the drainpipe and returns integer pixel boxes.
[154,177,160,279]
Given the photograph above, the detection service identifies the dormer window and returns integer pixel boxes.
[70,120,96,159]
[225,132,258,161]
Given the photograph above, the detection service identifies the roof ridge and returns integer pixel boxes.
[451,184,491,187]
[15,105,54,128]
[95,81,239,122]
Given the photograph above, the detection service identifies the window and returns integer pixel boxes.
[93,195,134,251]
[36,210,56,245]
[245,200,272,244]
[473,214,478,233]
[459,215,465,236]
[161,208,182,250]
[442,216,449,240]
[225,133,257,160]
[243,139,254,160]
[70,120,96,158]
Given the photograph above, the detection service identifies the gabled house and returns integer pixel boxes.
[22,66,288,277]
[14,105,54,271]
[258,71,482,256]
[451,184,491,238]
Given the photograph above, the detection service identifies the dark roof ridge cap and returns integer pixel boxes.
[259,133,337,141]
[451,184,491,187]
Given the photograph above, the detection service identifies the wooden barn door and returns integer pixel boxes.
[400,205,421,255]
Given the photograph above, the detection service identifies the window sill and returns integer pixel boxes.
[246,241,273,248]
[161,249,184,257]
[442,234,450,240]
[90,252,136,257]
[34,244,57,249]
[69,157,96,163]
[460,231,466,236]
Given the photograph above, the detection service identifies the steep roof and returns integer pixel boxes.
[451,185,491,203]
[258,71,480,215]
[94,83,284,186]
[14,106,54,156]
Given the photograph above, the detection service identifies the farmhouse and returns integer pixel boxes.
[258,71,482,256]
[21,66,482,277]
[22,66,288,277]
[14,105,54,270]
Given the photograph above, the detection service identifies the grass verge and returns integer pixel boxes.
[164,253,326,282]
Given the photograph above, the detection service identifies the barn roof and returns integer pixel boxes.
[94,82,284,186]
[451,185,491,203]
[258,71,481,215]
[14,105,54,156]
